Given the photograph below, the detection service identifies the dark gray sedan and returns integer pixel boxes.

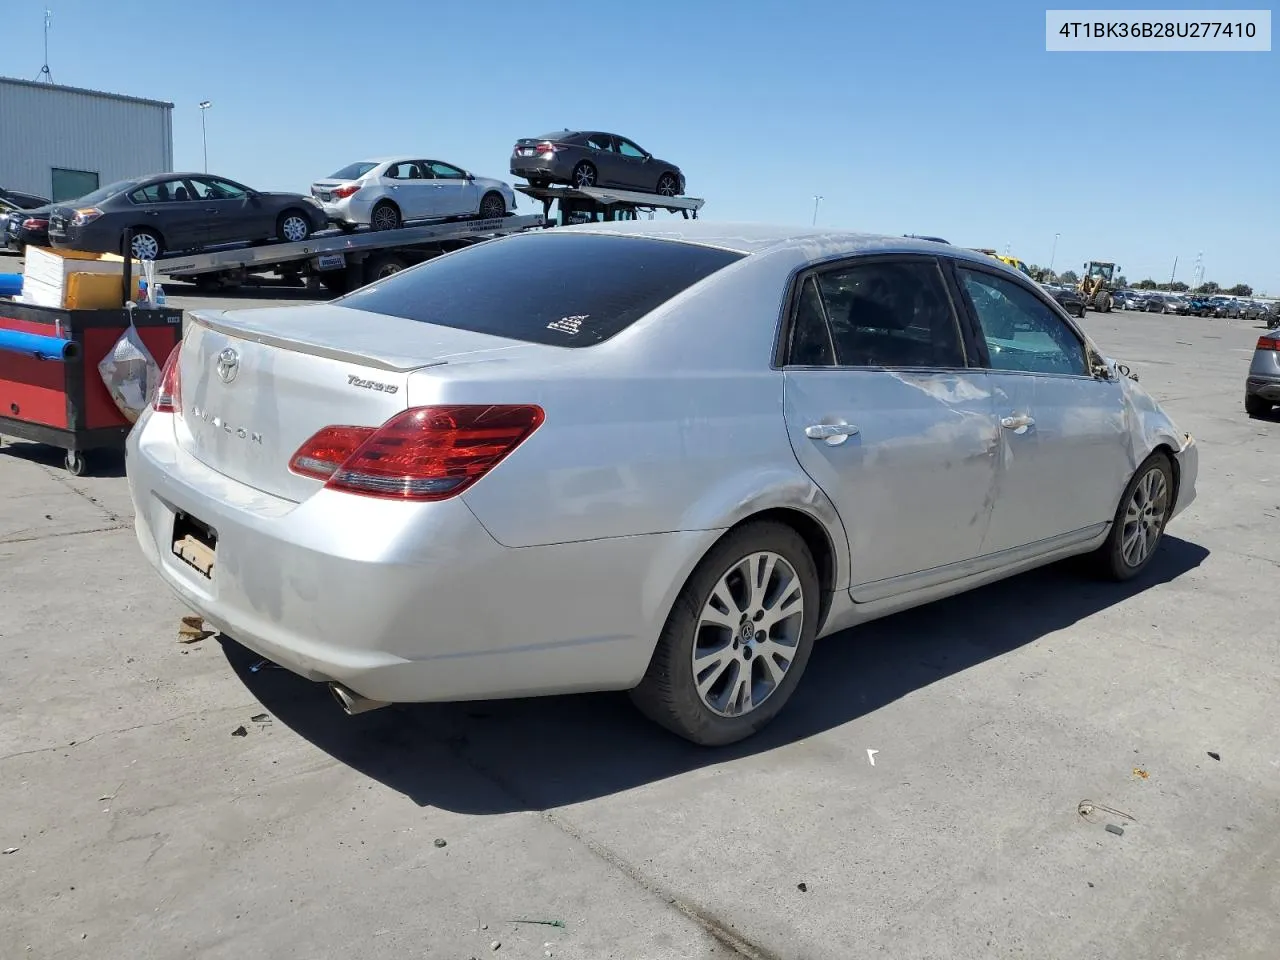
[1246,327,1280,417]
[48,173,328,261]
[510,131,686,196]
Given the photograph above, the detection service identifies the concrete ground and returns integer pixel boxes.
[1,269,1278,959]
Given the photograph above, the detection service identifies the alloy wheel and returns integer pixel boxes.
[1121,466,1169,568]
[281,215,309,242]
[131,233,159,260]
[692,551,805,718]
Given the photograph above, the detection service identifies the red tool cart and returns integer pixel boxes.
[0,300,182,475]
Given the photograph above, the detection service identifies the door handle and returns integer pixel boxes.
[805,422,860,445]
[204,208,217,213]
[1000,414,1035,431]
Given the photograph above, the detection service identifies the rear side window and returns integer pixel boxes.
[337,232,746,348]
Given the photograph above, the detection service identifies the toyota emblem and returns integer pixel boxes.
[216,347,239,384]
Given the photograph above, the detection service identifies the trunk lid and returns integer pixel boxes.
[177,304,543,502]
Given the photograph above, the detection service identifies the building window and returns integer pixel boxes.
[51,168,100,203]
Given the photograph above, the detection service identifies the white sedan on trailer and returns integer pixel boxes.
[311,157,515,232]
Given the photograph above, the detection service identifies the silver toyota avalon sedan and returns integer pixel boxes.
[126,223,1199,746]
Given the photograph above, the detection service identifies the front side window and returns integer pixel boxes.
[799,259,966,368]
[337,232,745,348]
[616,138,646,158]
[201,178,248,200]
[958,268,1088,376]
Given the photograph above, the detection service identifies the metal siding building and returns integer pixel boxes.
[0,77,173,202]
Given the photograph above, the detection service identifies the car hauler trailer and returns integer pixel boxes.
[148,185,706,296]
[151,214,546,296]
[516,184,704,224]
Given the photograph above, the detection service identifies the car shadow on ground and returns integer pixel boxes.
[224,536,1209,815]
[0,439,126,478]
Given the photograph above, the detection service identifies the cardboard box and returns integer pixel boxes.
[64,272,144,309]
[22,246,131,309]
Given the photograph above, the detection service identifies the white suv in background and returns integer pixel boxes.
[310,157,516,232]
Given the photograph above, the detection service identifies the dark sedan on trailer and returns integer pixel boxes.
[510,131,686,196]
[1044,284,1086,317]
[3,200,53,252]
[48,173,328,261]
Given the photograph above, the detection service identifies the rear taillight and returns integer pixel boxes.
[289,404,544,501]
[153,343,183,413]
[1257,336,1280,351]
[536,141,563,154]
[333,184,361,199]
[22,218,48,229]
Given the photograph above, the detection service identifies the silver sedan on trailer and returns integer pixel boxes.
[126,224,1198,746]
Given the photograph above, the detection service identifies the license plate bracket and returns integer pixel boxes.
[172,511,217,579]
[314,253,345,271]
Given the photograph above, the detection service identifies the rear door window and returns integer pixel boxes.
[337,232,746,347]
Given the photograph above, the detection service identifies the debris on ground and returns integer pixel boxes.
[178,615,213,644]
[1208,751,1221,761]
[489,941,501,952]
[866,748,879,766]
[249,658,285,673]
[1078,799,1136,827]
[1106,824,1125,836]
[1133,768,1149,779]
[433,838,447,848]
[797,882,809,892]
[2,847,17,855]
[250,713,271,725]
[231,726,248,738]
[510,919,565,929]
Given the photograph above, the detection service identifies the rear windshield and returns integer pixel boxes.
[336,232,746,347]
[329,162,378,180]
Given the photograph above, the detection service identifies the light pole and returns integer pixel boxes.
[1049,232,1060,275]
[811,195,823,226]
[198,101,212,173]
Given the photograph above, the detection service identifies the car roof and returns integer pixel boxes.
[550,219,1006,265]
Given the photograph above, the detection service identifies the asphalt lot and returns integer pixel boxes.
[2,264,1279,959]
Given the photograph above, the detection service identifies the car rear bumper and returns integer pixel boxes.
[318,196,375,225]
[1171,433,1198,519]
[510,159,567,182]
[1246,375,1280,402]
[126,410,695,705]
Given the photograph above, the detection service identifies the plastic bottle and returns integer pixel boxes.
[154,284,166,308]
[137,278,149,307]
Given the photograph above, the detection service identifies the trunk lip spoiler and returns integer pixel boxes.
[187,309,447,373]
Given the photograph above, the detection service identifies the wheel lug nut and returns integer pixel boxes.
[756,631,765,642]
[753,611,764,621]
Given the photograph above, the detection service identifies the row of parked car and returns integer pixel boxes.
[1113,289,1276,320]
[0,128,688,261]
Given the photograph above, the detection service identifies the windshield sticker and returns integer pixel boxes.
[547,314,589,334]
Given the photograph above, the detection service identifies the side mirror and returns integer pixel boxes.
[465,171,475,181]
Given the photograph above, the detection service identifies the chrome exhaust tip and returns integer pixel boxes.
[328,682,391,716]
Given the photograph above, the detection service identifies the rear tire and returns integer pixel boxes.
[128,228,163,261]
[1245,393,1271,418]
[630,521,820,746]
[370,201,401,232]
[362,253,406,285]
[319,271,354,295]
[1089,452,1174,582]
[571,162,597,189]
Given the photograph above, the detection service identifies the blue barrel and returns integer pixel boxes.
[0,274,22,297]
[0,327,79,360]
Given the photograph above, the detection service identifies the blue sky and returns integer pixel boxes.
[7,0,1278,291]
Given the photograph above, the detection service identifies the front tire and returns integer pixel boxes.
[656,172,680,196]
[630,521,820,746]
[478,191,506,219]
[276,210,312,243]
[370,201,402,232]
[1090,452,1174,581]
